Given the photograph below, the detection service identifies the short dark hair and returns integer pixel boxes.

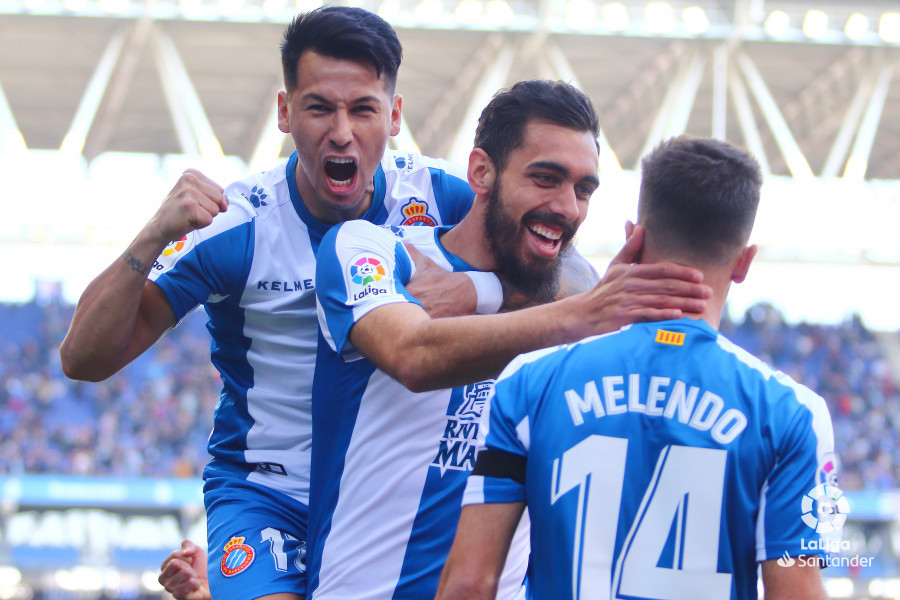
[638,136,763,265]
[280,6,403,94]
[473,80,600,173]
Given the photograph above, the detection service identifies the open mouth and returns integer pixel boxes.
[526,222,564,251]
[325,158,357,188]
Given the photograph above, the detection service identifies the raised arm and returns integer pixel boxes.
[60,170,227,381]
[434,503,525,600]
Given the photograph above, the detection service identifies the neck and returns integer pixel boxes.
[690,278,728,330]
[439,195,497,270]
[640,250,728,330]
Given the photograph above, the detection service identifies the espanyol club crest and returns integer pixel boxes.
[400,198,437,226]
[220,536,255,577]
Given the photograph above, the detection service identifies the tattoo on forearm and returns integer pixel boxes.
[122,249,152,276]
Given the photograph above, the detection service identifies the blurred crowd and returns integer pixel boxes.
[0,296,217,478]
[722,304,899,490]
[0,297,897,490]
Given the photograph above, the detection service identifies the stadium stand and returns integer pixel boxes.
[0,297,895,487]
[0,298,216,479]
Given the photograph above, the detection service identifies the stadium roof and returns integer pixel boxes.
[1,0,899,179]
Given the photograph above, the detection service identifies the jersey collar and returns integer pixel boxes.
[433,225,479,272]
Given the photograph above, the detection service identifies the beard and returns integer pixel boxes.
[483,180,575,305]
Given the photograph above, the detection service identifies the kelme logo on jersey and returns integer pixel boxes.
[432,381,492,475]
[220,536,255,577]
[242,185,268,208]
[400,198,437,226]
[394,152,414,172]
[801,483,849,533]
[654,329,685,346]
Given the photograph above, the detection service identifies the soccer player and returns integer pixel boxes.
[309,82,714,600]
[61,8,484,600]
[435,136,835,600]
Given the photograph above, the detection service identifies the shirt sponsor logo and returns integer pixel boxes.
[400,198,437,227]
[432,381,492,475]
[654,329,685,346]
[220,536,255,577]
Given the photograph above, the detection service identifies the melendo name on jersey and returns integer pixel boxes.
[564,375,748,445]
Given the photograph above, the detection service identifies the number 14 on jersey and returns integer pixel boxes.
[552,436,732,600]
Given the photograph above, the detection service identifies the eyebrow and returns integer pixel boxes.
[529,160,600,187]
[301,93,384,106]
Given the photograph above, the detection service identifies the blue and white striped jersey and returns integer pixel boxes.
[466,318,837,600]
[309,220,529,600]
[148,150,473,505]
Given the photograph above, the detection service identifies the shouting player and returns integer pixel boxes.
[62,8,482,600]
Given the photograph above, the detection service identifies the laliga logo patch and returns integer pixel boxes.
[220,536,255,577]
[350,256,386,286]
[162,235,188,257]
[400,198,437,226]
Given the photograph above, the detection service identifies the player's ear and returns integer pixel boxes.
[730,244,757,284]
[390,94,402,137]
[277,90,290,134]
[468,148,495,195]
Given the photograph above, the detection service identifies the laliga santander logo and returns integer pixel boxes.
[220,536,254,577]
[350,256,386,286]
[162,235,188,257]
[801,483,850,534]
